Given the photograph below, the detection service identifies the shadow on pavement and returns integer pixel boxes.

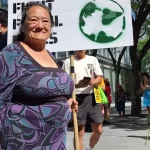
[127,135,150,140]
[68,106,150,132]
[109,107,150,131]
[109,116,150,131]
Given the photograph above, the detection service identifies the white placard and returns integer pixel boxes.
[8,0,133,52]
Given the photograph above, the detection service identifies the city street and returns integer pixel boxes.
[67,103,150,150]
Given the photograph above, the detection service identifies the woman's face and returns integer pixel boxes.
[23,6,51,42]
[143,75,149,84]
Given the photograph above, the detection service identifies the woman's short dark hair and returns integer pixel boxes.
[0,10,8,27]
[142,72,149,79]
[16,1,54,42]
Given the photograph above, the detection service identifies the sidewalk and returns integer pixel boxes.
[110,101,131,108]
[67,103,150,150]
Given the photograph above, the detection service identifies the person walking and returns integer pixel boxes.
[103,78,112,124]
[141,72,150,124]
[0,2,78,149]
[116,85,126,117]
[63,50,103,150]
[98,78,105,121]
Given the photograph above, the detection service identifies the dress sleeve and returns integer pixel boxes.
[0,47,21,130]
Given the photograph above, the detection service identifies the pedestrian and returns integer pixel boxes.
[141,72,150,124]
[116,85,126,117]
[98,78,105,120]
[0,9,8,50]
[0,2,78,149]
[63,50,103,150]
[103,78,112,124]
[85,77,105,132]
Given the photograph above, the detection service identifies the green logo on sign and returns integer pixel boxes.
[79,0,126,43]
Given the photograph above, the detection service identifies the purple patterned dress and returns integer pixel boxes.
[0,42,74,150]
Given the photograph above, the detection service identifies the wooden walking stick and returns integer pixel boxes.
[70,55,79,150]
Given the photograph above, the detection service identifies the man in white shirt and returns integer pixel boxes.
[63,50,103,150]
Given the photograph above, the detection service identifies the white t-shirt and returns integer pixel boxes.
[62,55,103,94]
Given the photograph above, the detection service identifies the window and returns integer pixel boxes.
[103,49,106,57]
[97,49,102,55]
[57,52,67,59]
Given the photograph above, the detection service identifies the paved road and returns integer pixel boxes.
[66,103,150,150]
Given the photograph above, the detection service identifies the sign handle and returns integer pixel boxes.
[70,55,79,150]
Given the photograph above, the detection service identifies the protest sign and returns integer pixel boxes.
[8,0,133,52]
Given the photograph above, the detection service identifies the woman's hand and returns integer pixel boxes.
[144,85,150,90]
[141,83,150,91]
[89,76,102,86]
[68,98,78,112]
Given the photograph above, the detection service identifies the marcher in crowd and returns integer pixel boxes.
[63,50,103,150]
[0,9,8,50]
[141,72,150,124]
[116,85,126,117]
[103,78,112,124]
[0,2,78,149]
[98,78,105,120]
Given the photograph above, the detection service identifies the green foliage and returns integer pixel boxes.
[0,0,8,10]
[141,49,150,72]
[131,0,150,38]
[138,38,150,72]
[129,0,150,115]
[131,0,141,11]
[137,38,149,51]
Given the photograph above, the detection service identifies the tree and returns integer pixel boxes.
[92,47,127,81]
[92,47,127,87]
[107,47,127,106]
[107,47,127,86]
[92,1,150,115]
[141,50,150,73]
[138,38,150,73]
[0,0,8,10]
[92,47,127,108]
[130,0,150,115]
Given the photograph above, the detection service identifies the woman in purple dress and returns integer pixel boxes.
[0,2,77,150]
